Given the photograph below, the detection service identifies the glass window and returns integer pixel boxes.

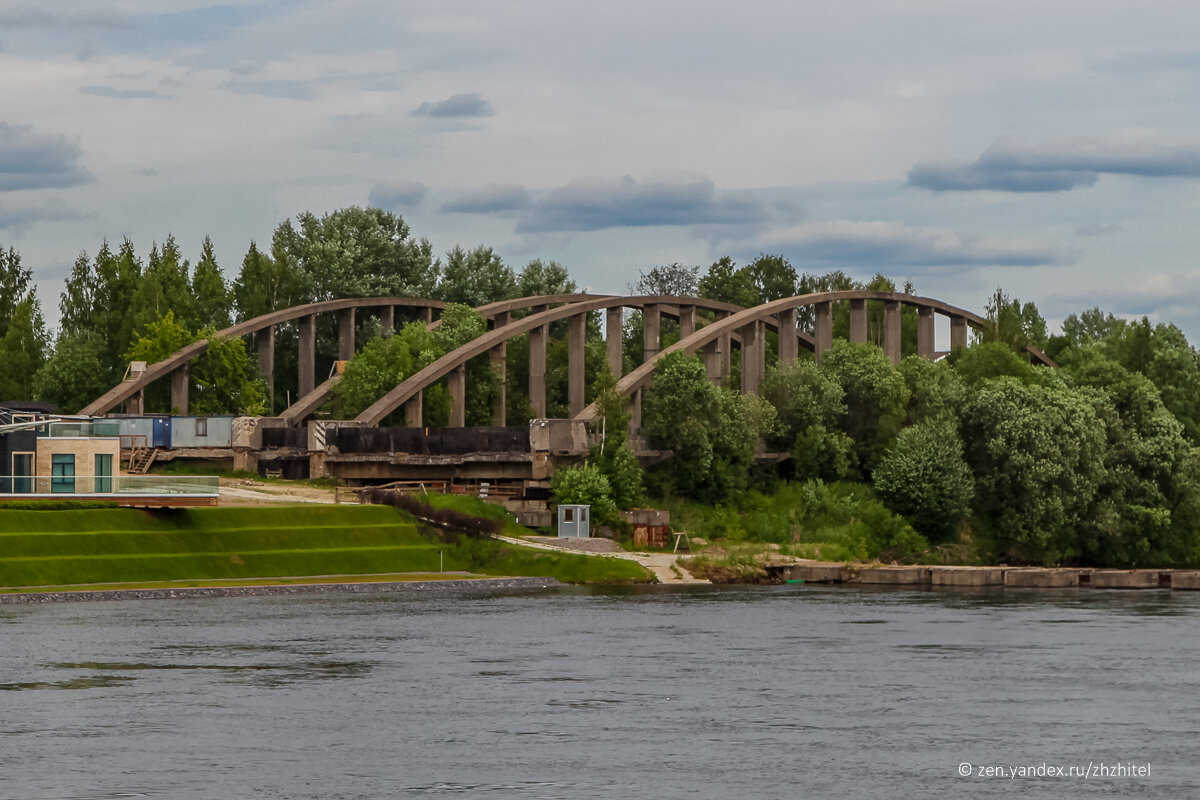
[564,508,573,522]
[95,453,113,493]
[51,453,75,494]
[11,452,33,494]
[196,418,208,437]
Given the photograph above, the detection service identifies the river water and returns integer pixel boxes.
[3,584,1198,799]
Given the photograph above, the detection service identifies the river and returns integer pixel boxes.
[3,584,1197,799]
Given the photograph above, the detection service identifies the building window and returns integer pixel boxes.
[195,418,208,437]
[11,452,33,494]
[51,453,75,494]
[95,453,113,493]
[564,508,574,522]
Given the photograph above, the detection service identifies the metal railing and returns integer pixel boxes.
[0,474,219,496]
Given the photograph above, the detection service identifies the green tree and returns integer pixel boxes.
[744,253,797,303]
[517,259,577,298]
[233,240,302,320]
[873,420,974,542]
[438,245,516,306]
[981,287,1047,353]
[897,355,964,424]
[32,332,109,413]
[699,256,757,308]
[760,359,855,480]
[0,245,32,339]
[0,295,48,400]
[191,236,232,329]
[818,341,909,474]
[130,234,193,336]
[628,262,700,296]
[551,461,619,526]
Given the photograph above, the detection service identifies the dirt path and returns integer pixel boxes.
[217,478,342,506]
[492,534,709,585]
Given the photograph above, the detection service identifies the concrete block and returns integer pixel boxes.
[785,564,848,583]
[1089,570,1161,589]
[930,567,1005,587]
[856,567,931,585]
[1004,568,1081,587]
[1171,571,1200,590]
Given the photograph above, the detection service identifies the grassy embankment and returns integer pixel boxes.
[661,480,937,580]
[0,504,648,591]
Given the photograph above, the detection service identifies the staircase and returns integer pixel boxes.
[128,445,159,474]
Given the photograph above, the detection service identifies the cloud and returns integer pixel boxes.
[80,85,171,100]
[368,180,428,209]
[0,199,89,231]
[217,79,315,101]
[0,122,93,191]
[907,135,1200,192]
[442,184,530,214]
[750,220,1059,269]
[0,6,128,29]
[411,93,493,118]
[1073,222,1123,237]
[1049,273,1198,318]
[515,175,770,233]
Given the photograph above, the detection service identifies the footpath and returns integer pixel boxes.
[492,534,710,585]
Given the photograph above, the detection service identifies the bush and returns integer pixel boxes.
[873,421,974,542]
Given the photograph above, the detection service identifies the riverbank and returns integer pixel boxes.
[768,561,1200,589]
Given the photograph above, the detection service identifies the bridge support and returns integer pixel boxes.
[778,308,798,364]
[529,306,547,417]
[448,364,466,427]
[420,307,433,326]
[338,308,356,360]
[678,304,695,338]
[170,364,188,415]
[849,299,867,343]
[490,311,508,426]
[629,387,642,442]
[568,312,586,417]
[257,325,274,407]
[741,320,764,395]
[643,304,661,364]
[918,307,935,359]
[299,314,316,398]
[950,315,968,350]
[814,301,833,361]
[128,388,143,415]
[405,392,422,427]
[703,339,724,385]
[884,300,902,365]
[606,307,623,378]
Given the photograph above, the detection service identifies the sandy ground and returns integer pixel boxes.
[493,533,709,585]
[217,478,345,506]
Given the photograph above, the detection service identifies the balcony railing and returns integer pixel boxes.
[0,474,219,497]
[41,421,122,438]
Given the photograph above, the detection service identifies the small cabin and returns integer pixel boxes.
[557,504,591,538]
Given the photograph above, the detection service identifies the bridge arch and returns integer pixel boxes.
[352,295,763,426]
[573,290,1056,429]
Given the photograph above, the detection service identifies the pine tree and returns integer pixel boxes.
[191,236,231,329]
[0,295,48,401]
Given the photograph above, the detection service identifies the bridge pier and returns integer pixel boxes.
[629,387,642,442]
[299,314,316,398]
[448,364,466,427]
[678,304,695,338]
[950,315,969,350]
[814,301,833,361]
[419,306,433,326]
[703,338,724,385]
[777,308,798,364]
[380,304,394,332]
[529,306,547,417]
[643,304,661,364]
[606,306,623,378]
[884,300,902,365]
[918,306,935,359]
[741,320,764,395]
[257,325,274,407]
[490,311,508,426]
[568,312,586,417]
[849,299,867,343]
[128,388,143,415]
[405,392,422,427]
[170,364,188,415]
[338,308,356,360]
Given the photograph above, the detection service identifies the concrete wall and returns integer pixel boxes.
[35,436,121,489]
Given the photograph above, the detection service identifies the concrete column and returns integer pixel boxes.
[606,306,623,378]
[170,364,189,415]
[489,311,508,426]
[529,306,547,417]
[380,304,394,332]
[741,320,763,395]
[850,299,868,343]
[405,392,423,427]
[568,312,586,417]
[950,316,969,350]
[703,339,724,385]
[628,387,642,443]
[642,304,661,364]
[128,388,144,416]
[448,364,466,427]
[420,306,433,326]
[678,304,695,338]
[257,325,274,406]
[918,306,935,359]
[815,301,833,362]
[884,301,902,365]
[720,332,732,379]
[299,314,316,397]
[777,308,798,365]
[338,308,355,360]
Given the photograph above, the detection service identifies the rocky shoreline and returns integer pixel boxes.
[0,576,562,605]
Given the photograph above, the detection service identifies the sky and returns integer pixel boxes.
[4,0,1200,340]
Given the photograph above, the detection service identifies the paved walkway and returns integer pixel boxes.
[493,534,710,585]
